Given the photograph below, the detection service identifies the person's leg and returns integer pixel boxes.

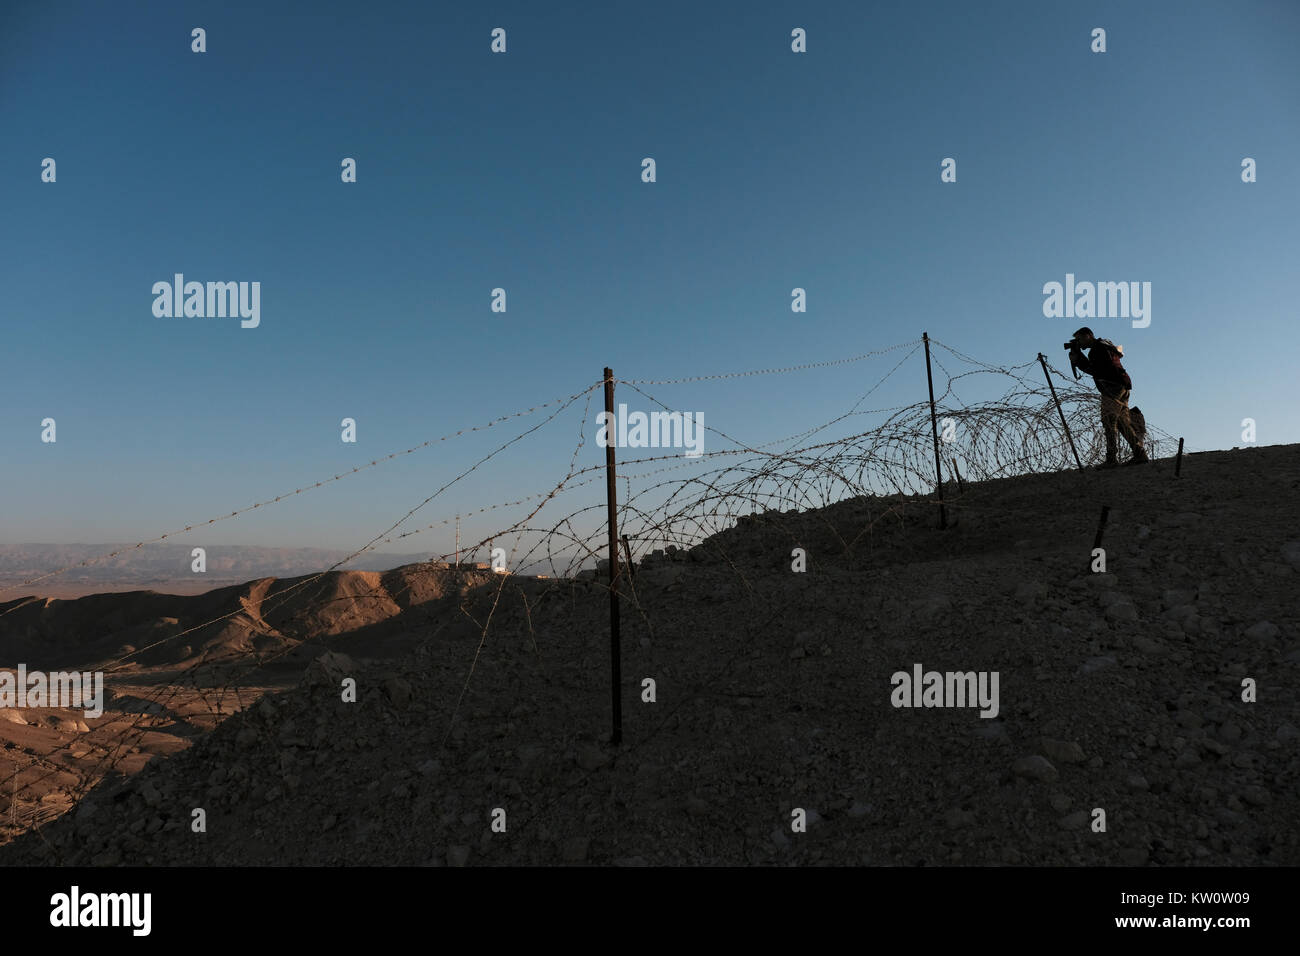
[1100,392,1120,464]
[1113,389,1149,462]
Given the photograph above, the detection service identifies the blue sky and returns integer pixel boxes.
[2,0,1297,560]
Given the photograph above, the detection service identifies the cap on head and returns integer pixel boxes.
[1073,327,1095,340]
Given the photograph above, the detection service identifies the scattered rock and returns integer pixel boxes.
[1040,738,1086,764]
[576,744,609,772]
[1105,603,1139,623]
[561,836,590,862]
[973,721,1009,742]
[446,845,471,867]
[306,651,356,688]
[1012,755,1058,783]
[1078,656,1117,675]
[1240,786,1272,807]
[382,677,412,708]
[138,781,162,808]
[1058,810,1090,831]
[944,807,975,828]
[1281,541,1300,571]
[1014,581,1048,601]
[1244,621,1280,641]
[1119,847,1150,866]
[1132,636,1164,655]
[1218,722,1243,744]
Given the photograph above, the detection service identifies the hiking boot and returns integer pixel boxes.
[1095,459,1119,470]
[1125,449,1151,466]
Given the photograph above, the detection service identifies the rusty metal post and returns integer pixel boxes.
[1093,504,1110,552]
[603,367,623,745]
[621,534,635,579]
[1038,353,1084,472]
[922,333,947,529]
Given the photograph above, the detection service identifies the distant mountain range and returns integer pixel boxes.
[0,544,434,595]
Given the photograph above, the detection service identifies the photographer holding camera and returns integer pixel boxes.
[1066,327,1149,469]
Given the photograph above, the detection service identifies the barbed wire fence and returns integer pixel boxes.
[0,335,1185,855]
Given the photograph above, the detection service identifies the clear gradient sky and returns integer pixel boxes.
[2,0,1297,557]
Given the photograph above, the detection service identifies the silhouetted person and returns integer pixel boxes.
[1067,327,1149,468]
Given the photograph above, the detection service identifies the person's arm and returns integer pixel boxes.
[1070,345,1093,376]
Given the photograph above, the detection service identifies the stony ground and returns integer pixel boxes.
[2,444,1297,866]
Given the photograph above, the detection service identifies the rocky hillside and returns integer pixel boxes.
[2,444,1297,866]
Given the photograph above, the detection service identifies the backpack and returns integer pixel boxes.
[1129,405,1147,442]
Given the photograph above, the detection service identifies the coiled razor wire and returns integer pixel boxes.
[0,336,1184,852]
